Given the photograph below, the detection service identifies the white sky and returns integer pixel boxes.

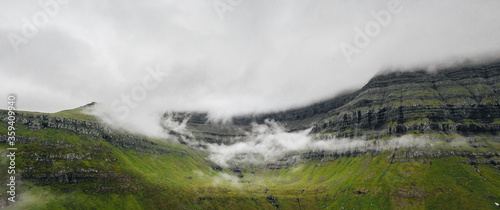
[1,0,500,120]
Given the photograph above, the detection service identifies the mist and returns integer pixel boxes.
[85,107,451,168]
[203,120,444,167]
[2,0,500,122]
[2,1,500,161]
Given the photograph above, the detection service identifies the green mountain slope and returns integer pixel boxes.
[175,62,500,145]
[1,62,500,209]
[1,111,499,209]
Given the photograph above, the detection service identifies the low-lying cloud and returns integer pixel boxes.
[87,104,475,168]
[205,120,438,167]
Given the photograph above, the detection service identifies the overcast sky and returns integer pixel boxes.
[1,0,500,120]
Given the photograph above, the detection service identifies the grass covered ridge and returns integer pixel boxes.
[1,110,500,209]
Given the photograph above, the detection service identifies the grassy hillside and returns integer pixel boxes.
[1,108,500,209]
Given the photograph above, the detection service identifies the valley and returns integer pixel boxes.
[1,61,500,209]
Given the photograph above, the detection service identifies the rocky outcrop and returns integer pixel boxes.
[10,137,132,186]
[0,111,172,187]
[0,111,171,154]
[311,62,500,138]
[168,62,500,144]
[166,89,360,144]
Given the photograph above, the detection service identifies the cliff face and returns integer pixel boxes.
[3,62,499,186]
[0,111,174,189]
[2,62,500,209]
[177,90,361,144]
[311,63,500,138]
[178,62,500,143]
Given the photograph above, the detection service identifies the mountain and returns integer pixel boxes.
[1,62,500,209]
[177,61,500,143]
[312,63,500,138]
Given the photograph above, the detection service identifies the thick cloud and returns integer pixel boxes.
[1,0,500,123]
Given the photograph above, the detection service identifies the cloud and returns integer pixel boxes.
[205,119,438,167]
[1,0,500,125]
[2,0,498,172]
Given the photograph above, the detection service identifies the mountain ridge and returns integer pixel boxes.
[2,61,500,209]
[173,61,500,144]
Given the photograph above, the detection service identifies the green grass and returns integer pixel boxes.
[403,118,430,125]
[49,104,97,122]
[1,109,500,209]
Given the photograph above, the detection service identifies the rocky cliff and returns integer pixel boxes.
[311,62,500,138]
[0,111,176,190]
[176,61,500,143]
[2,62,500,209]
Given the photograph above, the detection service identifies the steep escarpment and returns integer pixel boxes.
[0,110,188,191]
[1,62,500,209]
[171,90,360,145]
[311,62,500,138]
[173,62,500,144]
[1,111,171,154]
